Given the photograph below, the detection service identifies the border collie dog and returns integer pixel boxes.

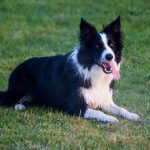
[0,17,139,123]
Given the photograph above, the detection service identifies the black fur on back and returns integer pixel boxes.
[0,55,88,116]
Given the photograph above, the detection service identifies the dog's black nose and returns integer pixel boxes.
[105,53,113,61]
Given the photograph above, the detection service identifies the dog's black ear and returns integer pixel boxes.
[80,18,98,47]
[80,18,94,32]
[103,16,121,35]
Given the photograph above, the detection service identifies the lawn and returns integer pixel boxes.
[0,0,150,149]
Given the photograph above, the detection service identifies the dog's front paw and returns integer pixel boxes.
[124,112,140,121]
[102,115,119,123]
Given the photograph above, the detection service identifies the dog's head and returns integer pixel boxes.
[78,17,123,80]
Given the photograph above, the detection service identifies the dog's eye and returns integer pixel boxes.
[96,42,102,48]
[96,44,100,48]
[108,40,114,48]
[109,43,113,48]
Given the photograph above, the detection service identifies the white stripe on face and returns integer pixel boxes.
[99,33,115,61]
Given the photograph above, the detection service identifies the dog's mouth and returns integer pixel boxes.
[96,61,112,74]
[95,60,120,80]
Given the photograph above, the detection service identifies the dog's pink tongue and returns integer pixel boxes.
[108,61,120,80]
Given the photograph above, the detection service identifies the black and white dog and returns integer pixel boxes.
[0,17,139,123]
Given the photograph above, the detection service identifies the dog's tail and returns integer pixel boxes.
[0,91,13,106]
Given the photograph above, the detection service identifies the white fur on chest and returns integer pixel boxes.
[68,47,115,109]
[81,65,114,109]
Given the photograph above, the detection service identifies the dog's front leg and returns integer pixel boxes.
[103,102,140,121]
[84,108,118,123]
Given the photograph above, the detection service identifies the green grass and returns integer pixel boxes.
[0,0,150,149]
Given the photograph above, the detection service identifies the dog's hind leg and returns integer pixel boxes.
[103,102,140,121]
[0,90,22,106]
[0,63,33,107]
